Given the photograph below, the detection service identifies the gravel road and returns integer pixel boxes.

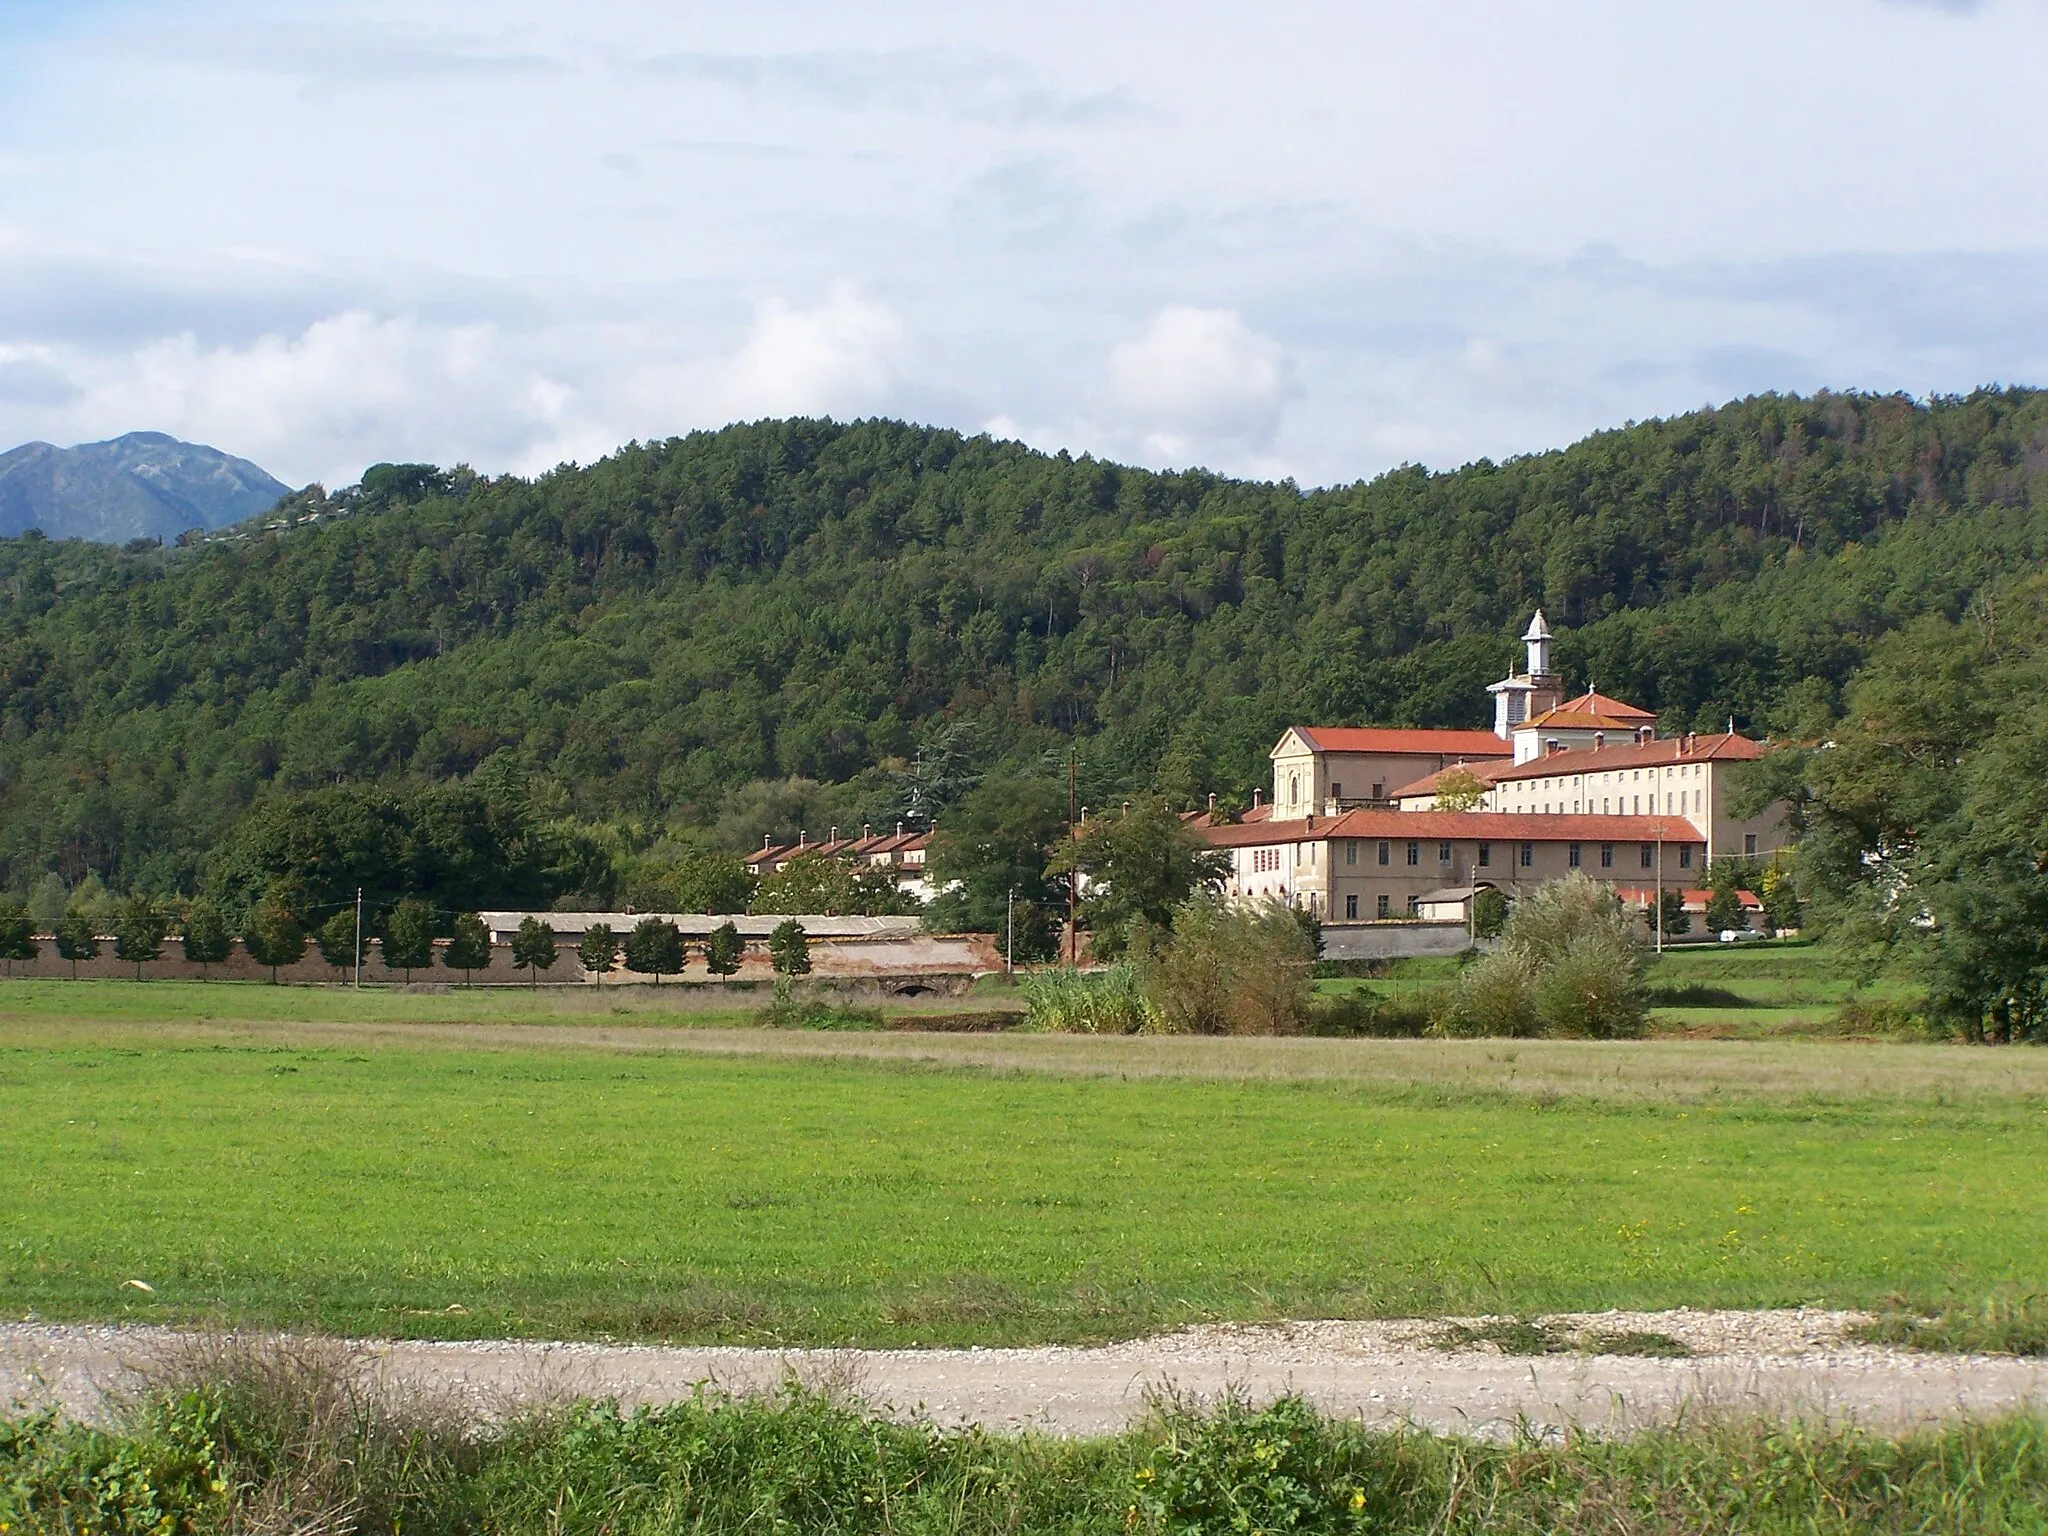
[6,1311,2042,1439]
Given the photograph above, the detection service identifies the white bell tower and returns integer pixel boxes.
[1487,610,1565,738]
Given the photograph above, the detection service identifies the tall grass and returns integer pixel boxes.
[1019,964,1157,1033]
[6,1344,2048,1535]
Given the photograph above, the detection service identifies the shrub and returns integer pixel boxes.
[1532,929,1648,1038]
[1435,952,1539,1038]
[1304,990,1435,1037]
[754,999,885,1031]
[1138,896,1315,1036]
[1020,964,1155,1033]
[1471,885,1507,939]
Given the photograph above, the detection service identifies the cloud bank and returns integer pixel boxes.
[0,0,2043,488]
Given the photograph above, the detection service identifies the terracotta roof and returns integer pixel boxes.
[1201,809,1704,848]
[1487,732,1763,785]
[1280,726,1511,758]
[1526,690,1656,728]
[1616,888,1763,910]
[1394,761,1508,799]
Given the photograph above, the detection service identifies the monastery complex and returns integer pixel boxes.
[1202,612,1788,926]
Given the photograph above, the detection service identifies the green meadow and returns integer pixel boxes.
[3,998,2042,1346]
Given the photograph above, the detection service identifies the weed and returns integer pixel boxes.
[1859,1293,2048,1356]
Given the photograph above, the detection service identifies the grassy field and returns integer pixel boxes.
[3,996,2043,1346]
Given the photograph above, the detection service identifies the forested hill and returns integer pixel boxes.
[2,388,2045,896]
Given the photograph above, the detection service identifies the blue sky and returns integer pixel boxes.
[1,0,2044,488]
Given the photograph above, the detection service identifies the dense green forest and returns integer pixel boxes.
[2,388,2045,914]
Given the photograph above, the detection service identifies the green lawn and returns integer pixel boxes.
[3,1014,2040,1346]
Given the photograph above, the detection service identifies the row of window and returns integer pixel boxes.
[1345,893,1415,919]
[1341,839,1692,870]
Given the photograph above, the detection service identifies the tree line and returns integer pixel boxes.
[0,895,818,986]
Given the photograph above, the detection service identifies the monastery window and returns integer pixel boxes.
[1371,781,1385,799]
[1407,895,1421,916]
[1346,893,1358,920]
[1600,843,1613,868]
[1519,842,1534,868]
[1406,840,1420,866]
[1378,840,1390,866]
[1331,782,1342,799]
[1640,844,1654,869]
[1679,846,1694,869]
[1745,834,1758,855]
[1602,798,1609,813]
[1346,839,1357,866]
[1377,893,1391,918]
[1439,842,1452,862]
[1478,843,1492,867]
[1569,842,1581,868]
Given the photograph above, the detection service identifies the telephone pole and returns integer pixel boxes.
[1066,748,1079,968]
[353,887,363,989]
[1006,887,1015,977]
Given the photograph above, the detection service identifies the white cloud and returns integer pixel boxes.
[714,287,912,420]
[3,0,2048,490]
[1103,306,1289,462]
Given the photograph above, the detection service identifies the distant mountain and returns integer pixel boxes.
[0,431,293,544]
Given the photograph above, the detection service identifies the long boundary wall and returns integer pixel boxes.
[3,931,1003,986]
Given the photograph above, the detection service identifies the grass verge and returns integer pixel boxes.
[1858,1295,2048,1357]
[6,1340,2047,1535]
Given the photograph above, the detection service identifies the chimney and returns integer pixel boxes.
[1593,732,1605,750]
[1545,737,1560,757]
[1253,788,1263,808]
[896,821,903,836]
[1207,792,1217,812]
[829,825,839,843]
[798,828,807,848]
[862,822,872,838]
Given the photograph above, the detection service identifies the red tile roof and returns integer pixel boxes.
[1394,760,1508,799]
[1487,732,1762,785]
[1200,809,1704,848]
[1527,691,1656,728]
[1282,726,1511,758]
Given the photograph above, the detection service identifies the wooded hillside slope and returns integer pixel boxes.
[2,389,2043,894]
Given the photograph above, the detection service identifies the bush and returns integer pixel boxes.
[1304,990,1435,1037]
[1137,897,1315,1035]
[753,998,885,1031]
[1436,873,1647,1038]
[1436,952,1539,1038]
[1531,930,1648,1039]
[1020,965,1155,1033]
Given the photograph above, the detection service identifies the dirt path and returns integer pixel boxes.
[7,1311,2044,1438]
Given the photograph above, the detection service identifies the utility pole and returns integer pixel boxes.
[353,887,363,989]
[1006,887,1015,978]
[1067,748,1079,968]
[1653,823,1665,955]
